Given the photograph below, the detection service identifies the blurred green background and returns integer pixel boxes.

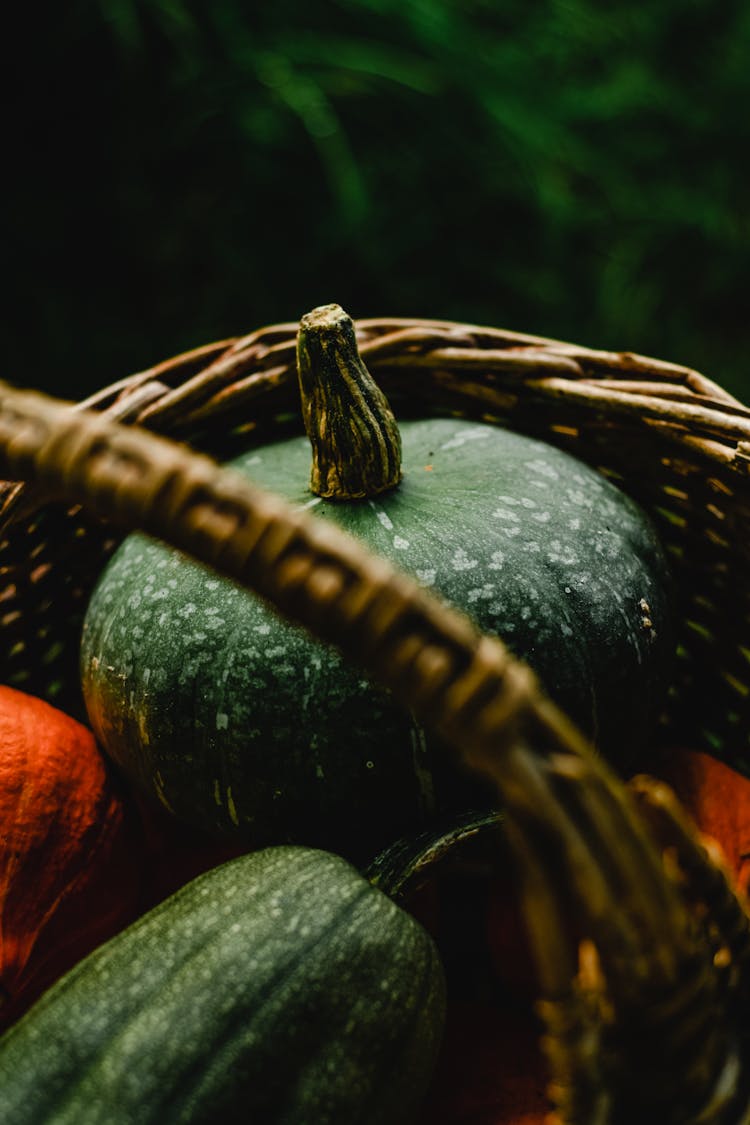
[7,0,750,401]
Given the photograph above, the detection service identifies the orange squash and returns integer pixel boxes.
[651,747,750,894]
[0,684,247,1026]
[0,685,147,1023]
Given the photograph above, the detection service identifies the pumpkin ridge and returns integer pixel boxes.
[0,849,445,1125]
[161,880,379,1122]
[0,851,333,1117]
[344,929,445,1125]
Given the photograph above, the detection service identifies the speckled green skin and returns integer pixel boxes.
[0,847,445,1125]
[81,416,673,861]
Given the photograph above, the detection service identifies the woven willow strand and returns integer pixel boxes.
[0,379,565,768]
[0,378,748,1122]
[114,316,749,440]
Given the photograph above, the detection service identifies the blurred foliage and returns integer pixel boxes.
[6,0,750,399]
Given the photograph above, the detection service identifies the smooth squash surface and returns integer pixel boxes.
[0,846,445,1125]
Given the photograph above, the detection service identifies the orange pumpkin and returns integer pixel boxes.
[651,747,750,893]
[448,749,750,1124]
[0,685,146,1023]
[0,684,249,1025]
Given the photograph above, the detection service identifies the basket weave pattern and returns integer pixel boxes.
[0,317,749,1123]
[2,317,748,762]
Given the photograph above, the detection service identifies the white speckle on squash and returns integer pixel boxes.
[467,584,496,603]
[393,535,410,550]
[254,624,271,635]
[488,550,505,570]
[567,488,592,508]
[451,548,478,571]
[415,568,436,586]
[524,458,559,479]
[368,501,394,531]
[295,495,323,512]
[492,507,519,522]
[532,511,551,523]
[438,425,490,450]
[503,526,521,537]
[548,541,578,565]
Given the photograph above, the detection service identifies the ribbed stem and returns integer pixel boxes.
[296,304,402,500]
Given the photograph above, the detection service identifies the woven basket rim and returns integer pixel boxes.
[0,312,749,1120]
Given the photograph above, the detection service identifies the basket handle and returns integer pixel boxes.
[0,378,747,1123]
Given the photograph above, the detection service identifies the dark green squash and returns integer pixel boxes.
[81,305,673,862]
[0,846,445,1125]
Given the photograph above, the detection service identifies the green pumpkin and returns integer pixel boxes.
[81,305,673,862]
[0,846,445,1125]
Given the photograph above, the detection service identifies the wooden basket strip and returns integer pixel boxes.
[629,775,750,978]
[522,378,750,442]
[0,344,748,1118]
[576,380,750,412]
[104,338,239,407]
[496,749,742,1124]
[118,317,745,444]
[0,379,568,765]
[137,340,297,431]
[0,384,729,962]
[0,316,748,766]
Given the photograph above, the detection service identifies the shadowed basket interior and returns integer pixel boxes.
[1,316,748,770]
[1,315,750,1122]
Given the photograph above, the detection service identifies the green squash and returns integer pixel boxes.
[81,305,673,862]
[0,846,445,1125]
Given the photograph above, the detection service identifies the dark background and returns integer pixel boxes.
[7,1,750,402]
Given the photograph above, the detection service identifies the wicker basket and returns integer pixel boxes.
[0,314,749,1123]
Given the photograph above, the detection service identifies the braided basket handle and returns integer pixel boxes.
[0,379,747,1123]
